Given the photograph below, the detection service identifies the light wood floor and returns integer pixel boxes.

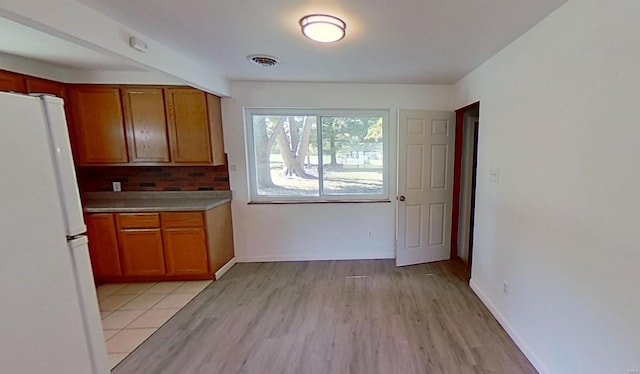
[113,260,536,374]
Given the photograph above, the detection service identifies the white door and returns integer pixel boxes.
[396,110,455,266]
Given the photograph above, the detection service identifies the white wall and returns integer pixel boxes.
[0,52,73,82]
[0,0,229,95]
[0,51,185,85]
[453,0,640,372]
[222,81,453,262]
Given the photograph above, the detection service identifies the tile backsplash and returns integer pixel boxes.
[76,166,230,193]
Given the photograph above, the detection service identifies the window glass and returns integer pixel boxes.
[320,116,384,195]
[247,109,388,202]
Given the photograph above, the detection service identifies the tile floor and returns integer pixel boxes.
[96,280,212,370]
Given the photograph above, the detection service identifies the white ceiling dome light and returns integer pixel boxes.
[299,14,346,43]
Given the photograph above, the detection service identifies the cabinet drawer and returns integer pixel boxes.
[117,213,160,228]
[161,212,204,227]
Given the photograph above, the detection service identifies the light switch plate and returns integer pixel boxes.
[112,181,122,192]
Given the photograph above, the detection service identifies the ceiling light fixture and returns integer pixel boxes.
[299,14,346,43]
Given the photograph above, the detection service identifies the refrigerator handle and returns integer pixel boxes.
[39,95,86,236]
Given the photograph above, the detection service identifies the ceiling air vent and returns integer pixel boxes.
[247,54,281,67]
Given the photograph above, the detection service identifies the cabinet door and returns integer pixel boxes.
[206,94,226,166]
[122,87,170,162]
[68,87,128,165]
[163,227,209,276]
[0,70,26,93]
[165,88,212,163]
[85,214,122,278]
[205,203,235,275]
[26,78,73,131]
[25,77,66,98]
[118,229,165,276]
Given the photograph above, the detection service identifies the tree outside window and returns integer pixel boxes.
[247,109,388,202]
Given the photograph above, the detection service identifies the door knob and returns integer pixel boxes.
[399,195,406,201]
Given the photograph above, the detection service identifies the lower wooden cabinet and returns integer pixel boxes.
[161,211,209,276]
[118,229,165,276]
[85,214,122,278]
[163,227,209,276]
[85,204,234,283]
[205,203,234,274]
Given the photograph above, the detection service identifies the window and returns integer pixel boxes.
[245,108,389,202]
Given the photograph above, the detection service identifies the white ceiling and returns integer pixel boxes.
[73,0,568,84]
[0,16,141,72]
[1,0,569,84]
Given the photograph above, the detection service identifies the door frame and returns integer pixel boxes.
[450,102,480,260]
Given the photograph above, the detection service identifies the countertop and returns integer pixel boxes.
[82,191,232,213]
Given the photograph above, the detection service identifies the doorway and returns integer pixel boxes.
[451,102,480,268]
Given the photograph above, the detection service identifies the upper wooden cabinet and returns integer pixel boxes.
[0,69,226,166]
[165,88,212,164]
[0,70,228,166]
[25,78,72,124]
[122,87,170,163]
[0,70,27,93]
[68,86,129,165]
[207,94,226,166]
[25,77,66,98]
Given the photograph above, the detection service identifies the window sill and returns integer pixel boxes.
[248,199,391,205]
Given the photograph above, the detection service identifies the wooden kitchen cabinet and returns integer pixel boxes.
[85,214,122,278]
[118,229,166,276]
[25,78,74,136]
[205,203,235,275]
[117,212,161,228]
[117,213,165,276]
[68,86,128,165]
[25,77,66,98]
[165,88,212,163]
[163,226,209,276]
[206,94,226,166]
[122,87,171,163]
[62,84,226,166]
[0,70,26,93]
[85,207,233,283]
[161,212,209,276]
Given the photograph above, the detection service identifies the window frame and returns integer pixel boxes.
[244,108,390,203]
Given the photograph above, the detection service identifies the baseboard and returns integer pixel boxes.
[236,252,395,263]
[469,278,549,374]
[215,257,236,279]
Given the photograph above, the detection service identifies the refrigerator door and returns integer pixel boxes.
[68,236,110,374]
[38,94,86,237]
[0,91,98,373]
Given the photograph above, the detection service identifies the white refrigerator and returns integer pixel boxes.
[0,92,109,373]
